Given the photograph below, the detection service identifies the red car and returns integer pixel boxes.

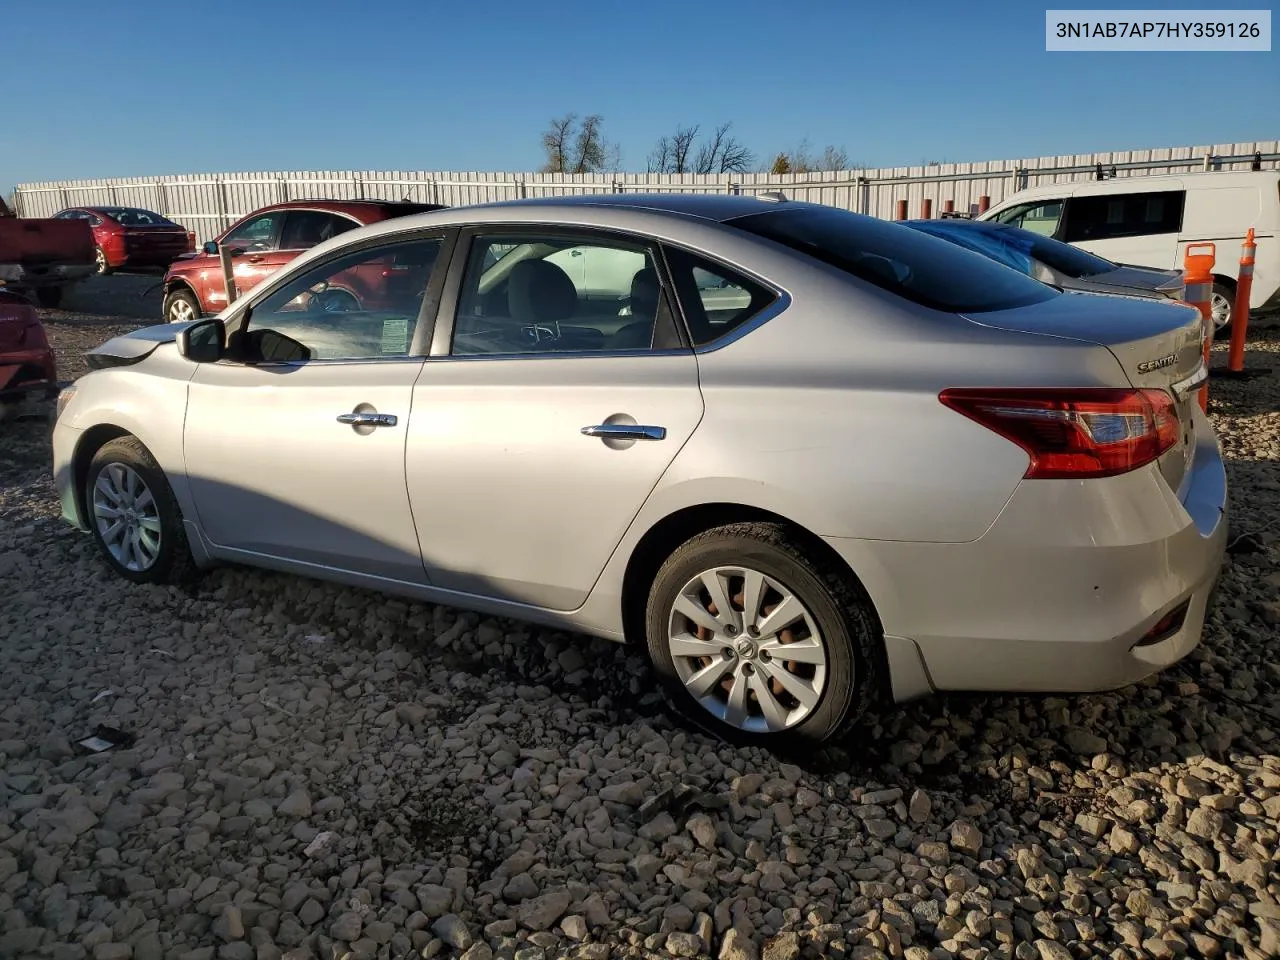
[54,206,195,276]
[159,199,446,323]
[0,290,58,417]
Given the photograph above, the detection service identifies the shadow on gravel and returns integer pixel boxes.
[45,272,165,322]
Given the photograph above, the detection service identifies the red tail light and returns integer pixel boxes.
[939,387,1179,479]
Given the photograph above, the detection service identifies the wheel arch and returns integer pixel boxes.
[619,501,894,699]
[162,278,203,317]
[70,424,134,526]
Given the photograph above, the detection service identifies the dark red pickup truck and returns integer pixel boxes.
[0,195,96,307]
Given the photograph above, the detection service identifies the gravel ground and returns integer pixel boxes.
[2,285,1279,960]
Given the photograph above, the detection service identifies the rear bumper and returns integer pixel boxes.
[0,348,59,403]
[827,407,1228,700]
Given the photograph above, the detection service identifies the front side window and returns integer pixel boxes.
[452,234,671,355]
[991,200,1064,237]
[221,213,282,253]
[234,236,444,362]
[731,205,1057,314]
[1063,191,1185,243]
[279,211,359,250]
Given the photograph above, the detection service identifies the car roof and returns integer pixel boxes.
[459,192,795,223]
[989,168,1279,203]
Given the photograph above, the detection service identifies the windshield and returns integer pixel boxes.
[730,205,1058,313]
[101,207,177,227]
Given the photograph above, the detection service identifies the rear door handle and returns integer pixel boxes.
[581,423,666,441]
[337,412,398,427]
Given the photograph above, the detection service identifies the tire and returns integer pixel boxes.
[34,286,63,308]
[645,522,882,746]
[163,287,201,324]
[94,245,112,276]
[86,436,195,585]
[1211,281,1234,337]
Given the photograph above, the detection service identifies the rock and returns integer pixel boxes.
[950,821,982,855]
[561,916,588,940]
[214,906,245,941]
[460,946,493,960]
[1034,942,1072,960]
[518,890,572,931]
[666,933,702,957]
[719,931,759,960]
[1186,807,1225,840]
[418,884,454,917]
[1064,729,1107,755]
[687,813,717,850]
[330,914,363,942]
[431,915,472,950]
[761,931,799,960]
[908,789,931,823]
[93,946,131,960]
[276,790,311,818]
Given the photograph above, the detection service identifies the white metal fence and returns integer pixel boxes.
[13,140,1279,244]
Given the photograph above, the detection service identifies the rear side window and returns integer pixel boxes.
[731,206,1057,314]
[662,247,777,346]
[1063,191,1185,243]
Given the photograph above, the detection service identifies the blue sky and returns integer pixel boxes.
[2,0,1275,192]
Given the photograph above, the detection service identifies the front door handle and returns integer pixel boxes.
[581,423,666,441]
[337,412,398,427]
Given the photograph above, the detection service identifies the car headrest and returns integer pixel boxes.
[508,259,577,325]
[629,266,660,317]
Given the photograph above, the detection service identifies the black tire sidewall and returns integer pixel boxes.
[645,530,866,745]
[86,438,187,584]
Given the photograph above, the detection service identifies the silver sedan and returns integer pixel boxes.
[51,194,1228,745]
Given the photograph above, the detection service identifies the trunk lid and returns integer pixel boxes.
[962,294,1207,493]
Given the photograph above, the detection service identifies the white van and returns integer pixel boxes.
[978,170,1280,328]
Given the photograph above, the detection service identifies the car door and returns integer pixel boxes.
[183,229,454,582]
[1062,187,1185,270]
[201,210,289,311]
[405,227,704,611]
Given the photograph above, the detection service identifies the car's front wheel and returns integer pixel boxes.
[163,287,201,323]
[86,436,194,584]
[645,522,881,746]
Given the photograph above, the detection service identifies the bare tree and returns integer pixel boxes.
[541,113,618,174]
[649,122,754,175]
[694,123,755,174]
[765,138,853,174]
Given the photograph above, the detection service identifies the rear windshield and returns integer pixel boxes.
[102,207,177,227]
[729,205,1059,313]
[909,220,1117,279]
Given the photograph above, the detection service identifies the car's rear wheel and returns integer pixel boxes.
[86,436,194,585]
[94,245,111,276]
[1211,281,1234,334]
[645,522,881,745]
[163,287,201,323]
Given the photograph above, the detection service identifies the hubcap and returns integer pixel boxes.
[92,463,162,572]
[667,566,828,734]
[95,248,107,273]
[169,298,195,322]
[1211,292,1231,329]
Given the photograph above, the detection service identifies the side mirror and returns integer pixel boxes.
[202,241,219,255]
[176,317,225,363]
